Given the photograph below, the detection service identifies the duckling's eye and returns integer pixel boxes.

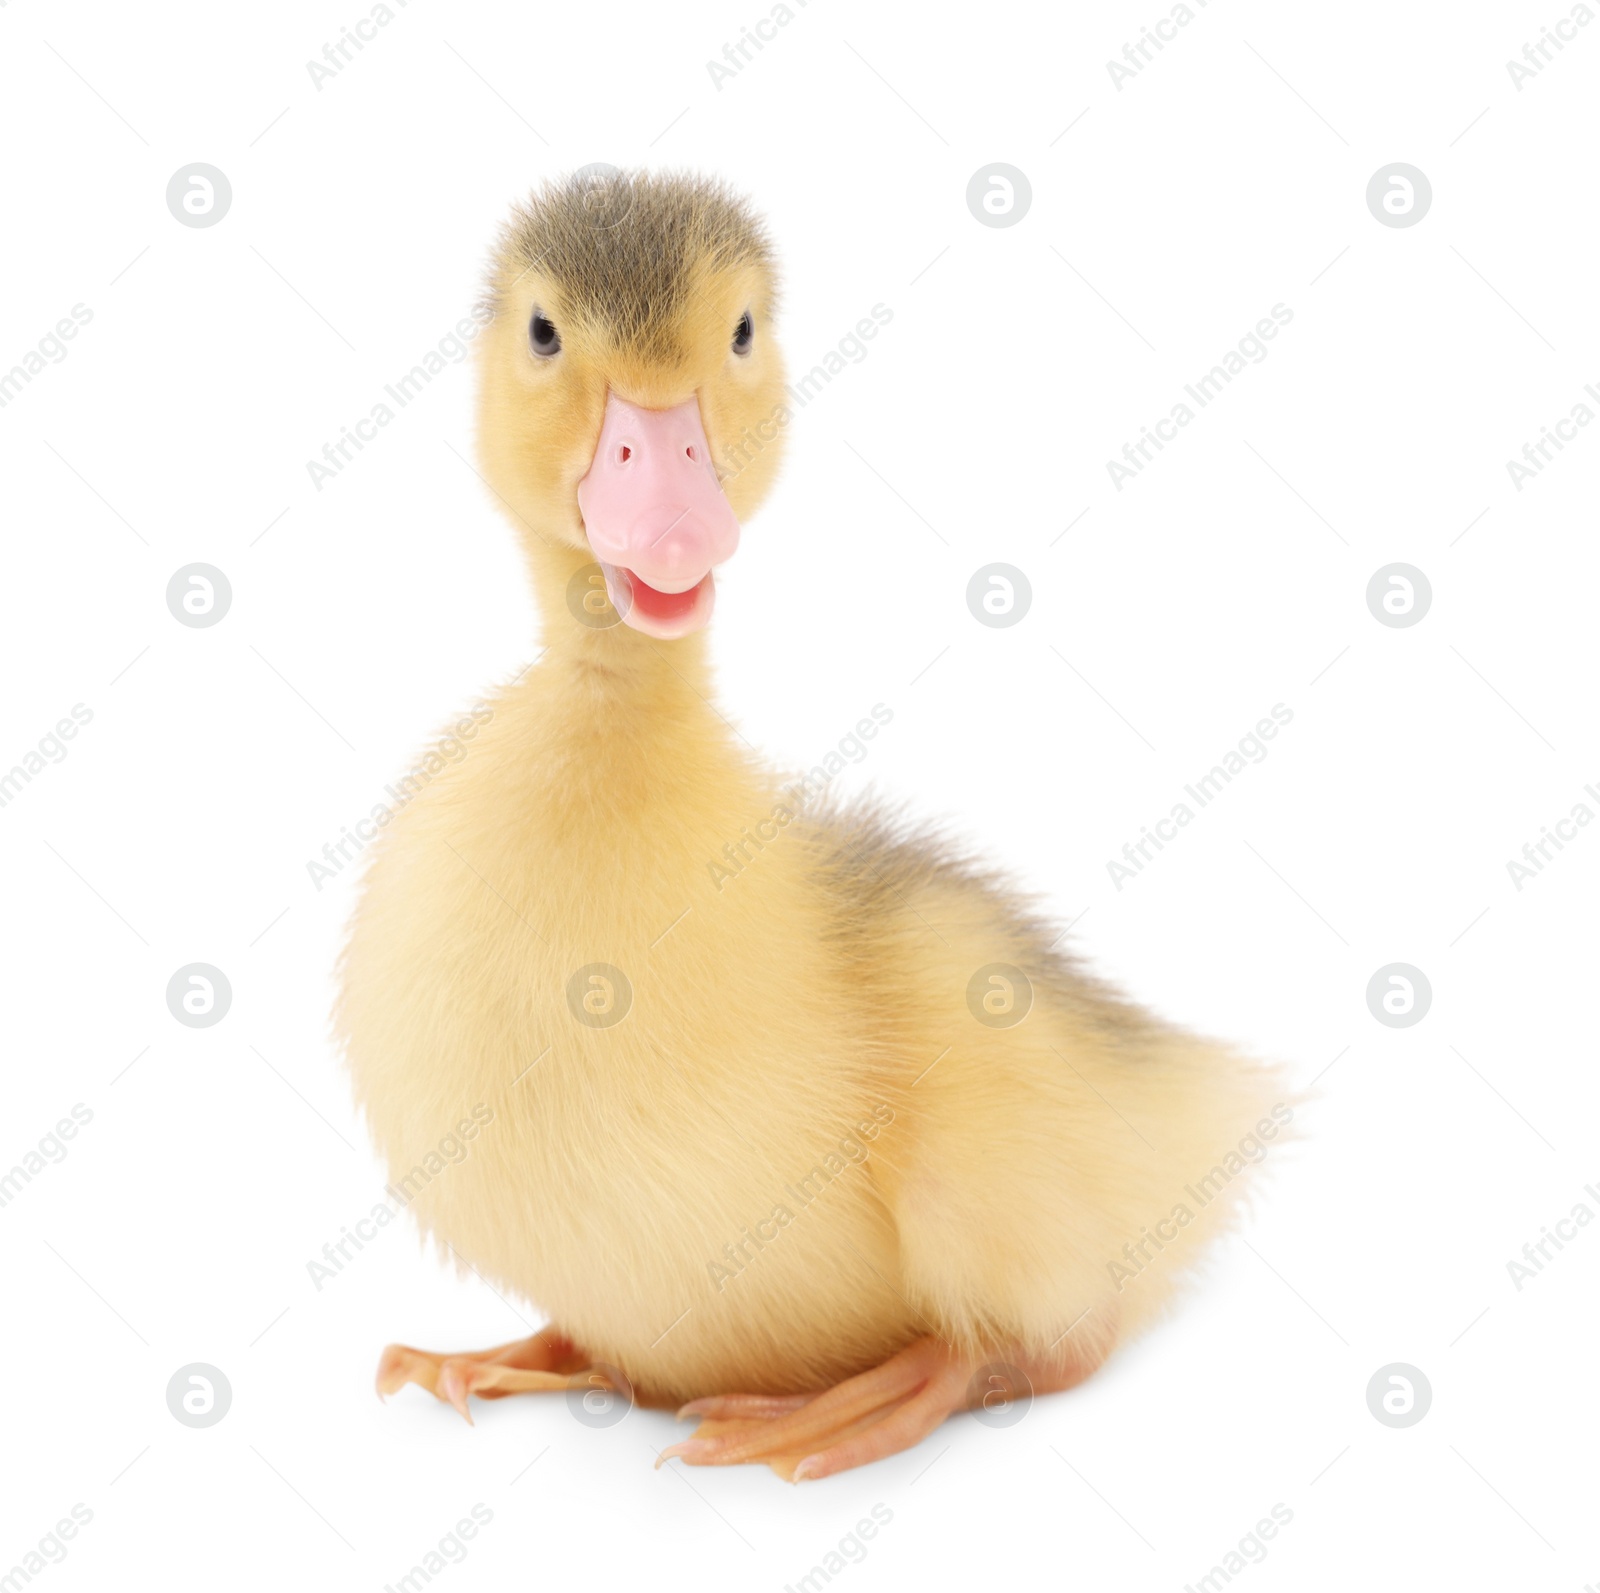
[530,309,561,358]
[732,311,754,357]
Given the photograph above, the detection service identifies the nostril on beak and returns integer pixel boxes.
[685,445,698,462]
[617,444,632,465]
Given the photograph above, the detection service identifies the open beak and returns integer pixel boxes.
[575,392,740,638]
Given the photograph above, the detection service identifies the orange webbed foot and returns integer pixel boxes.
[376,1330,611,1424]
[658,1329,1111,1481]
[657,1338,978,1482]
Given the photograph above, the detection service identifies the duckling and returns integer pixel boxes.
[340,168,1288,1482]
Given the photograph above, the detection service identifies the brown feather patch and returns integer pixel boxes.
[490,169,775,362]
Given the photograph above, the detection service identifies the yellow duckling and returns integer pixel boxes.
[340,168,1288,1482]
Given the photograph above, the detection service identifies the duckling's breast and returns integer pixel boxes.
[338,692,918,1397]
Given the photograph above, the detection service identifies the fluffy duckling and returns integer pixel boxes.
[340,169,1287,1482]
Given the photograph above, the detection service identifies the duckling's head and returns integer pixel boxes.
[478,168,787,639]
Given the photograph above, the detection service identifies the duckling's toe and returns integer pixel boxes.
[659,1331,1111,1481]
[376,1329,605,1423]
[673,1392,813,1422]
[377,1342,442,1399]
[659,1337,967,1482]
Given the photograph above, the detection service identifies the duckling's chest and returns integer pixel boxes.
[339,731,897,1348]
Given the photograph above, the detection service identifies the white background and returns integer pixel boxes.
[2,0,1596,1588]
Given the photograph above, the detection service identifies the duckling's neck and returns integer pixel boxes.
[525,539,720,723]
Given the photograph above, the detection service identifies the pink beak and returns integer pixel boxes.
[575,392,740,638]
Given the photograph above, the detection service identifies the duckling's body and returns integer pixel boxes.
[342,170,1286,1479]
[344,643,915,1400]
